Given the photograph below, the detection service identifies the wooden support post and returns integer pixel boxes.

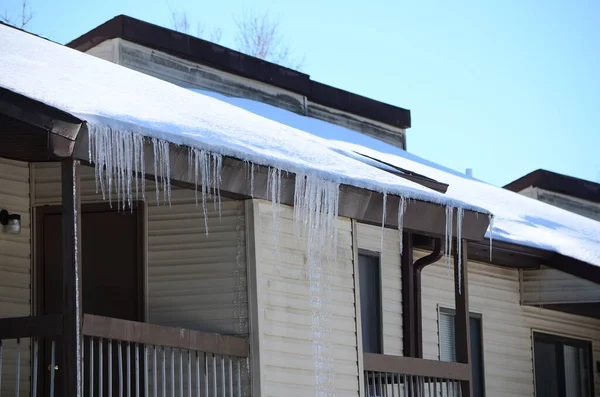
[454,238,472,397]
[401,233,416,357]
[61,159,83,397]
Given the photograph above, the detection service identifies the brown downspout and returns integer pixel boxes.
[413,238,443,358]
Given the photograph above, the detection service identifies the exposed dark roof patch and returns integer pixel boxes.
[66,15,411,129]
[504,169,600,204]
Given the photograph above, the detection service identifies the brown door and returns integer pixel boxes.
[36,204,144,397]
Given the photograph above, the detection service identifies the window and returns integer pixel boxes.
[358,252,382,354]
[533,332,594,397]
[439,309,485,397]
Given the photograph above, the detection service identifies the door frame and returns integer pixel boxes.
[33,202,146,321]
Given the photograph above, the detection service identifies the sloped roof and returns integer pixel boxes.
[0,23,486,215]
[191,90,600,269]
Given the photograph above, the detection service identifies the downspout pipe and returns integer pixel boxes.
[414,238,443,358]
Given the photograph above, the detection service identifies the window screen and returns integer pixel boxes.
[439,310,485,397]
[358,253,382,354]
[534,332,593,397]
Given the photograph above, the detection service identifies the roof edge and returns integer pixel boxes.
[66,15,411,129]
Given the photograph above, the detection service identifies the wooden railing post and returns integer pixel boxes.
[62,159,83,397]
[454,238,472,397]
[401,233,416,358]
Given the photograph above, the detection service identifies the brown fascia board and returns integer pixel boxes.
[66,15,411,129]
[504,169,600,204]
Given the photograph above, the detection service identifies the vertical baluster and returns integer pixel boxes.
[170,349,175,397]
[32,338,39,397]
[195,352,200,397]
[135,344,140,397]
[0,340,3,397]
[212,354,217,397]
[220,356,225,397]
[427,377,432,397]
[127,343,132,397]
[445,378,450,397]
[187,351,192,397]
[179,350,183,397]
[99,339,104,397]
[119,341,124,397]
[153,346,158,397]
[433,378,437,397]
[236,359,241,397]
[108,340,113,397]
[14,338,20,397]
[397,373,402,397]
[203,353,208,397]
[90,337,95,397]
[144,345,149,397]
[228,357,233,397]
[50,341,56,397]
[161,348,166,397]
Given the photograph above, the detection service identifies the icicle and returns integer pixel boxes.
[489,214,495,261]
[380,193,387,257]
[249,163,255,197]
[397,196,406,255]
[152,138,160,206]
[457,208,464,295]
[445,206,454,274]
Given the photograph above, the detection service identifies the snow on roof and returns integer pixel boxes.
[0,24,487,214]
[192,90,600,268]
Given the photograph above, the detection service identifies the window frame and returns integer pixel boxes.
[437,306,486,397]
[357,249,384,355]
[532,331,595,397]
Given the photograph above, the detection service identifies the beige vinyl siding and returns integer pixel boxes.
[355,223,403,356]
[0,158,31,397]
[419,249,600,397]
[31,162,248,337]
[252,200,359,397]
[522,266,600,305]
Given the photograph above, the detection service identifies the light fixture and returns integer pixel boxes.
[0,209,21,234]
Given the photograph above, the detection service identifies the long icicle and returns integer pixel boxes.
[446,206,454,275]
[489,214,495,262]
[397,196,407,256]
[457,207,464,295]
[380,192,387,257]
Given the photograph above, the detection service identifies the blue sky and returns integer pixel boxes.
[4,0,600,186]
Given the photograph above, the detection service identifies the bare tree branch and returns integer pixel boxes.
[170,7,222,44]
[233,9,303,70]
[2,0,34,29]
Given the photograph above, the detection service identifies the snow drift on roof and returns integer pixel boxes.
[0,24,487,214]
[191,89,600,268]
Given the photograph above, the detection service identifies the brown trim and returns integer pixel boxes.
[82,314,249,358]
[363,353,471,381]
[454,239,472,397]
[504,169,600,204]
[65,15,411,129]
[0,314,63,339]
[72,139,491,241]
[0,87,83,159]
[401,233,416,357]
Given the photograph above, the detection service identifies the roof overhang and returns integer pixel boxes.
[0,86,488,241]
[0,87,83,161]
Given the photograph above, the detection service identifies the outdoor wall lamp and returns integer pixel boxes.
[0,209,21,234]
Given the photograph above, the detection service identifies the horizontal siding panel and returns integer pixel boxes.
[0,158,31,397]
[32,163,249,339]
[419,248,600,397]
[522,267,600,304]
[356,223,403,356]
[256,201,359,397]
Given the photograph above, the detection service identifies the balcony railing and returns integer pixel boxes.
[363,353,470,397]
[0,314,249,397]
[82,315,250,397]
[0,314,63,397]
